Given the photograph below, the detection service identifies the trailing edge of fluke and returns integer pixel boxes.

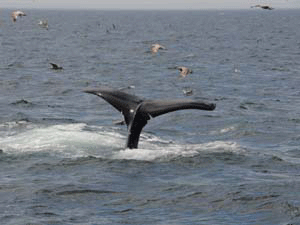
[84,86,216,149]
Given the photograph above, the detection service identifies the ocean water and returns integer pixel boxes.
[0,9,300,224]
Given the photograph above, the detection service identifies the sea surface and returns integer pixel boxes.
[0,9,300,225]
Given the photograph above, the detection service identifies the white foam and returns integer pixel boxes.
[211,125,238,135]
[0,123,245,161]
[195,141,244,153]
[0,123,124,158]
[113,140,245,161]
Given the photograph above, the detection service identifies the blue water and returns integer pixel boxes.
[1,9,300,224]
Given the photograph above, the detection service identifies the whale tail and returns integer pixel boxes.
[84,86,216,149]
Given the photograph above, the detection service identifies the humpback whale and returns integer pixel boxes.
[84,86,216,149]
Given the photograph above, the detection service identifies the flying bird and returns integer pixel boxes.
[151,44,166,53]
[11,10,26,22]
[251,5,274,10]
[49,63,63,70]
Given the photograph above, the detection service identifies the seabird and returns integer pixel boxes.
[11,10,26,22]
[177,66,193,77]
[38,20,48,29]
[182,88,193,96]
[151,44,166,53]
[49,63,63,70]
[251,5,274,10]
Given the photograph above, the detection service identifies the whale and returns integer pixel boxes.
[84,86,216,149]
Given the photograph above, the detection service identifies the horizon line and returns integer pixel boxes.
[2,6,299,11]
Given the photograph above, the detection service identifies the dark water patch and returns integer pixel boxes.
[56,189,120,196]
[248,153,300,175]
[35,189,53,195]
[271,67,290,72]
[213,152,248,165]
[271,155,284,162]
[0,79,19,90]
[289,118,300,124]
[5,62,25,69]
[113,208,135,214]
[27,162,60,172]
[170,152,248,167]
[28,205,48,209]
[41,117,76,123]
[35,212,59,217]
[0,151,51,163]
[11,99,34,107]
[169,154,214,166]
[286,148,300,158]
[239,101,266,111]
[175,191,204,201]
[55,156,102,167]
[232,194,280,202]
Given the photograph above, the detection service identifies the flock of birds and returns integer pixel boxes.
[11,9,48,28]
[149,43,194,95]
[10,5,273,95]
[11,10,194,95]
[11,10,62,70]
[150,44,193,76]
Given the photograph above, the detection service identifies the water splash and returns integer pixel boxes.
[0,123,244,161]
[0,123,124,158]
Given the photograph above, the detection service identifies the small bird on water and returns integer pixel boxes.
[49,63,63,70]
[38,20,48,29]
[177,66,193,77]
[11,10,26,22]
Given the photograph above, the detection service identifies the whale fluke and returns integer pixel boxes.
[84,86,216,149]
